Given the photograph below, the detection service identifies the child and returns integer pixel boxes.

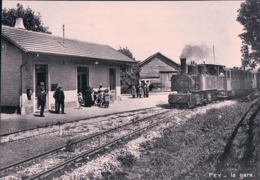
[78,92,83,109]
[104,89,110,108]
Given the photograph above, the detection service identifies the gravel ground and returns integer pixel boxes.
[52,100,237,179]
[0,100,237,179]
[0,108,165,169]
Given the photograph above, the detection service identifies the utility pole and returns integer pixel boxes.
[63,24,65,46]
[213,45,216,64]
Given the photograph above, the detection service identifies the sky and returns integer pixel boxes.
[2,1,245,68]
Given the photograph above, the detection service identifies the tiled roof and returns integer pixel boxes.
[159,65,178,72]
[2,25,135,63]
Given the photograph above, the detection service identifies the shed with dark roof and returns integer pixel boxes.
[1,24,135,115]
[138,52,180,90]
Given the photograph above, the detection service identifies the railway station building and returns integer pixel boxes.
[138,52,180,90]
[1,20,135,115]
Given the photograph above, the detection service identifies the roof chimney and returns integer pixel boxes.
[14,18,25,29]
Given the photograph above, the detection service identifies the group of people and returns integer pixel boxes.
[78,84,110,109]
[37,84,110,117]
[131,83,149,98]
[37,82,149,117]
[37,85,65,117]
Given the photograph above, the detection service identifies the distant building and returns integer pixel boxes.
[138,52,180,90]
[1,19,135,114]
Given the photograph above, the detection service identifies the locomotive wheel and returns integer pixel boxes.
[207,93,212,103]
[186,102,192,109]
[212,93,217,101]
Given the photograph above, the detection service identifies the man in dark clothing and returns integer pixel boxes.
[84,86,92,107]
[53,87,58,112]
[54,85,65,114]
[38,88,47,117]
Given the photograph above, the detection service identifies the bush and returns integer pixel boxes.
[117,153,136,168]
[64,139,75,152]
[121,84,131,94]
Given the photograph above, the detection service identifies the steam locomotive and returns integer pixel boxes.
[168,58,260,108]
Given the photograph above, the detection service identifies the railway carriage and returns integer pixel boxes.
[168,58,257,108]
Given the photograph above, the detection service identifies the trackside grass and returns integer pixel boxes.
[114,101,259,180]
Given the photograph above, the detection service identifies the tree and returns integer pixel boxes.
[237,0,260,69]
[118,47,140,93]
[2,3,51,34]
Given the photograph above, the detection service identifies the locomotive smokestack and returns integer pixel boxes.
[181,58,187,74]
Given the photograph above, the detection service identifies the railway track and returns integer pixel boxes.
[1,107,165,138]
[0,108,176,179]
[0,100,239,179]
[51,101,237,179]
[0,107,166,143]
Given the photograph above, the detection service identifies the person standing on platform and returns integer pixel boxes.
[135,84,140,98]
[38,87,47,117]
[90,87,96,106]
[139,85,143,98]
[131,85,136,98]
[97,84,104,106]
[84,86,92,107]
[143,83,149,97]
[55,85,65,114]
[53,86,58,112]
[103,89,110,108]
[78,91,83,109]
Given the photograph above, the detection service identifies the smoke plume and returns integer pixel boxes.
[180,44,211,62]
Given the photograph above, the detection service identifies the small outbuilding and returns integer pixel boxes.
[138,52,180,90]
[1,19,135,115]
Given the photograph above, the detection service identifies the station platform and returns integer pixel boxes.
[0,92,170,135]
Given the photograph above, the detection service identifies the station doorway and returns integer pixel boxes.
[77,66,89,94]
[35,64,49,109]
[109,68,116,97]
